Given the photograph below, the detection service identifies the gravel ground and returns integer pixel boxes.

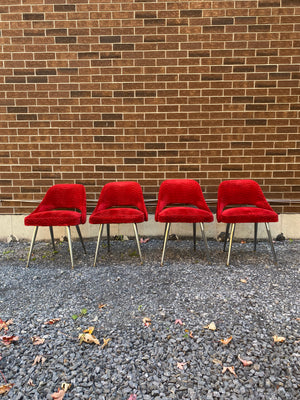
[0,235,299,400]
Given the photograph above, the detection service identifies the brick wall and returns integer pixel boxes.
[0,0,299,215]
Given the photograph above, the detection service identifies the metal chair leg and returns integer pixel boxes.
[161,222,171,266]
[66,226,74,269]
[49,226,55,251]
[226,223,236,266]
[76,225,86,254]
[199,222,209,257]
[26,226,38,268]
[265,222,277,265]
[94,224,104,267]
[107,224,110,252]
[193,223,196,251]
[254,222,258,252]
[224,223,230,252]
[132,223,143,264]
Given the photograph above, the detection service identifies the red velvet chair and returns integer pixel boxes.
[155,179,214,265]
[24,184,86,268]
[89,181,148,266]
[217,179,278,266]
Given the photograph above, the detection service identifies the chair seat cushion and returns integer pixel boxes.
[220,207,278,223]
[89,208,145,224]
[24,210,83,226]
[157,206,213,223]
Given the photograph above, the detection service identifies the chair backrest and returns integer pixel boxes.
[217,179,274,220]
[96,181,148,221]
[155,179,211,220]
[35,184,86,223]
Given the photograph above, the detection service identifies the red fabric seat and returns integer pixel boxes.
[155,179,213,265]
[89,181,148,266]
[24,184,86,268]
[217,179,278,266]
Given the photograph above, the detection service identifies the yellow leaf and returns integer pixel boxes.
[78,333,100,345]
[83,326,94,335]
[0,383,14,395]
[273,335,286,343]
[220,336,232,346]
[61,382,71,392]
[204,322,216,331]
[101,337,111,349]
[240,279,247,283]
[143,317,151,327]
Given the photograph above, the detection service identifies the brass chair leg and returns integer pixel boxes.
[107,223,110,252]
[254,222,258,252]
[49,226,55,251]
[193,223,196,251]
[199,222,209,258]
[26,226,38,268]
[94,224,104,267]
[161,222,171,266]
[132,223,143,264]
[66,226,74,269]
[76,225,86,254]
[265,222,277,265]
[226,223,235,266]
[224,223,230,252]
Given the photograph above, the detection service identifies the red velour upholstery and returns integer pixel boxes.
[89,181,148,224]
[155,179,213,223]
[25,184,86,227]
[217,180,278,223]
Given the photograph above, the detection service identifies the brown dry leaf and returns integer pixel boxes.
[0,335,19,346]
[44,318,60,325]
[220,336,233,346]
[177,362,187,370]
[240,279,247,283]
[28,379,35,387]
[222,366,237,377]
[273,335,286,343]
[32,355,46,366]
[83,326,94,335]
[98,303,107,310]
[212,358,223,366]
[101,337,111,349]
[204,322,216,331]
[0,319,13,331]
[51,388,66,400]
[0,383,14,394]
[238,354,253,367]
[78,333,100,345]
[31,336,45,345]
[143,317,151,327]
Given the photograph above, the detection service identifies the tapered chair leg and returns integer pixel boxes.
[193,223,196,251]
[226,223,236,266]
[76,225,86,254]
[26,226,38,268]
[94,224,104,267]
[161,222,171,266]
[132,223,143,263]
[265,222,277,265]
[199,222,209,258]
[66,226,74,269]
[107,224,110,252]
[254,222,258,252]
[49,226,55,251]
[224,223,230,252]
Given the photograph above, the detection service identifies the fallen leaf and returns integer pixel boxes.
[83,326,94,335]
[0,335,19,346]
[177,362,187,370]
[32,355,46,366]
[101,337,111,349]
[127,395,137,400]
[44,318,60,325]
[61,382,71,392]
[78,333,100,345]
[0,319,13,331]
[220,336,232,346]
[273,335,286,343]
[175,319,183,325]
[0,383,14,395]
[143,317,151,327]
[238,354,253,367]
[98,303,107,309]
[140,237,150,244]
[51,388,66,400]
[28,379,35,387]
[240,278,247,283]
[31,336,45,345]
[212,358,223,366]
[204,322,216,331]
[222,366,237,377]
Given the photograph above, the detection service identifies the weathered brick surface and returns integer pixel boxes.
[0,0,299,214]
